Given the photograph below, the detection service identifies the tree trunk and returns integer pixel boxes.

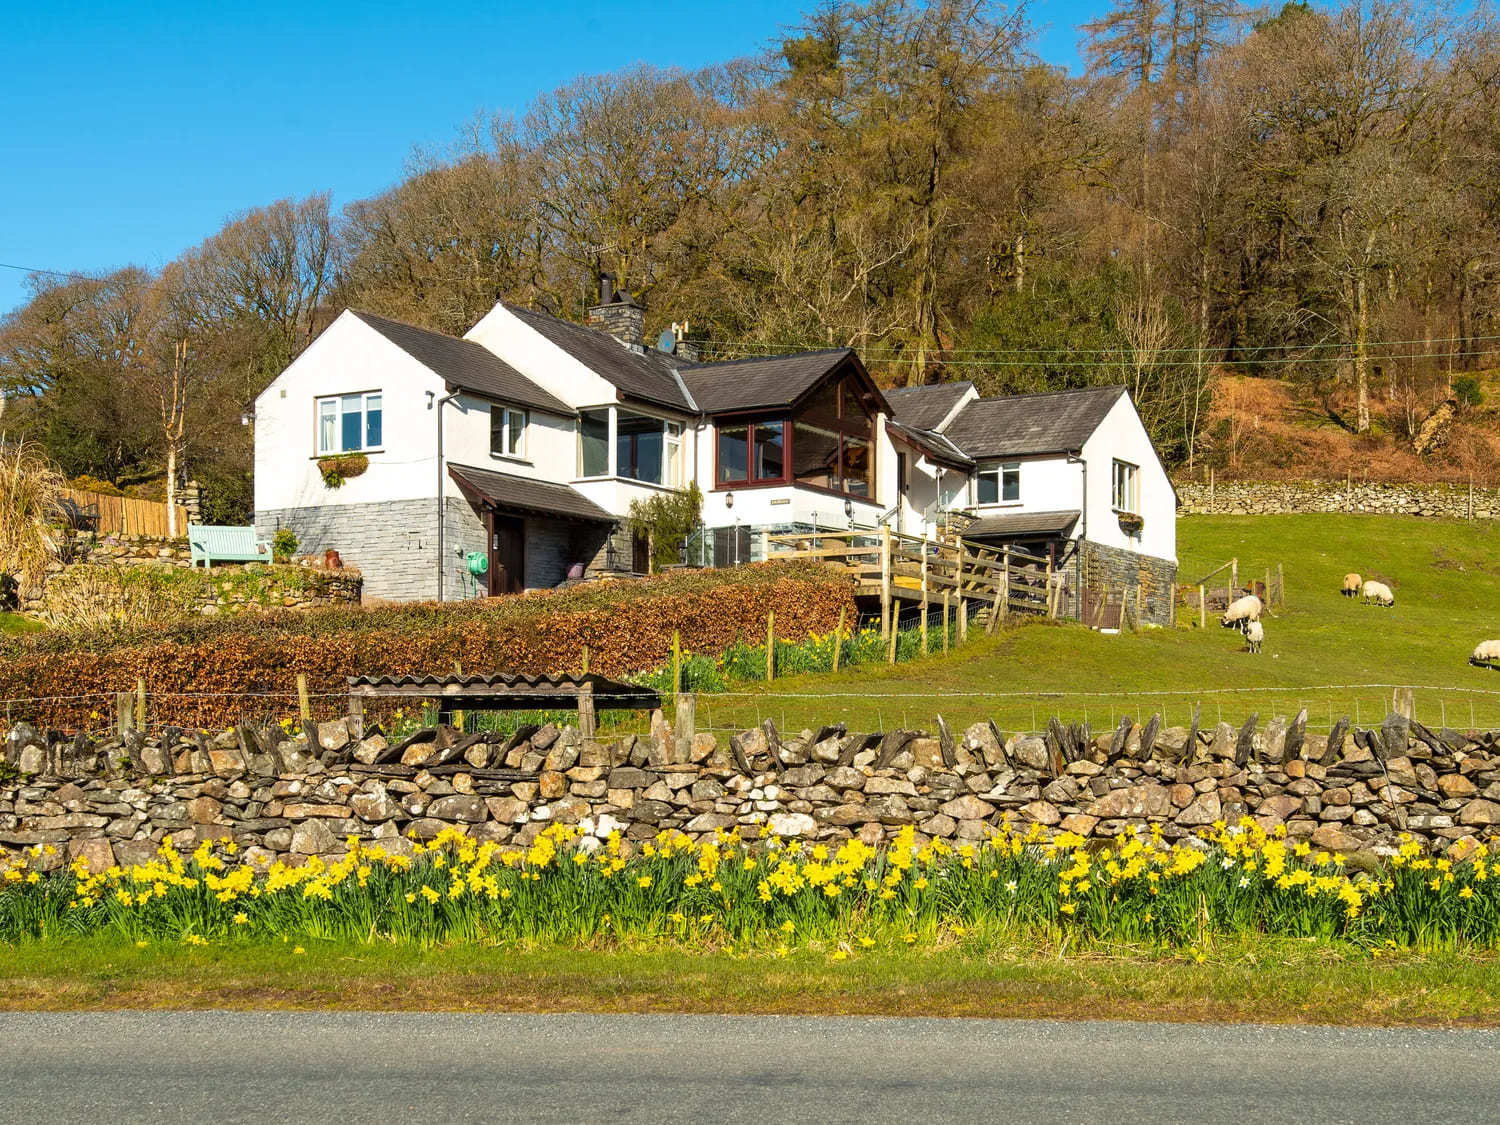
[166,443,178,538]
[1354,269,1371,434]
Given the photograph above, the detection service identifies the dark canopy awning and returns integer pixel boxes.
[448,463,613,524]
[964,509,1080,540]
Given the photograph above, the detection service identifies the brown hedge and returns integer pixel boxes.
[0,562,855,730]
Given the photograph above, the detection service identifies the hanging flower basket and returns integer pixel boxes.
[1117,511,1145,536]
[318,454,369,489]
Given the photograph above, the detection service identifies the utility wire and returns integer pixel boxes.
[0,261,112,284]
[690,332,1500,357]
[698,346,1498,369]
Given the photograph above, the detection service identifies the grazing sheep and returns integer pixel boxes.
[1342,572,1362,598]
[1245,619,1264,654]
[1471,640,1500,667]
[1220,594,1263,632]
[1361,580,1395,607]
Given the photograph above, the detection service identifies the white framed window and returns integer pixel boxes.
[490,405,528,459]
[665,421,683,487]
[316,392,382,454]
[976,462,1020,505]
[1112,459,1139,512]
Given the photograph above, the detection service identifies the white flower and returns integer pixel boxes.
[1238,876,1250,888]
[1005,880,1018,894]
[1221,857,1235,869]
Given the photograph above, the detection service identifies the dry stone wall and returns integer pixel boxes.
[18,534,361,621]
[1175,479,1499,519]
[8,707,1500,870]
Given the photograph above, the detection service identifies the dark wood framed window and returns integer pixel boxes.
[716,419,788,486]
[714,371,877,497]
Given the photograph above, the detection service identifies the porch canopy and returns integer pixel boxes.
[964,509,1080,542]
[447,463,612,524]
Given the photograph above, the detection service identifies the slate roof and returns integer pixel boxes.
[503,304,695,413]
[680,349,858,414]
[883,381,975,430]
[941,385,1126,459]
[885,420,974,469]
[447,463,613,523]
[349,310,573,416]
[964,509,1081,539]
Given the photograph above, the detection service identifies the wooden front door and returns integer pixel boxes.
[489,513,525,595]
[631,529,650,575]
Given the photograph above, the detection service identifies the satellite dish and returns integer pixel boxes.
[656,329,677,354]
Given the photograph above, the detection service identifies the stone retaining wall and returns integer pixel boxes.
[1175,479,1499,518]
[18,534,361,621]
[6,707,1500,870]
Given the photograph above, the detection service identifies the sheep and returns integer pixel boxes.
[1342,572,1362,598]
[1361,580,1395,607]
[1245,619,1264,654]
[1470,640,1500,667]
[1220,593,1263,633]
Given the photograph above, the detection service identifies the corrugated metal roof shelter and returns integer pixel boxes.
[351,310,575,416]
[347,672,660,738]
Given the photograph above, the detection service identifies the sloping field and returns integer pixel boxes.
[701,514,1500,735]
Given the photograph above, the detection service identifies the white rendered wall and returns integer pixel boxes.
[442,394,577,484]
[253,312,446,513]
[464,303,631,410]
[966,454,1083,522]
[1080,395,1177,563]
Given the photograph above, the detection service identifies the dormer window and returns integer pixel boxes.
[976,462,1020,505]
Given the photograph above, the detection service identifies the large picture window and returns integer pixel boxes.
[976,462,1020,505]
[718,420,786,485]
[719,372,874,497]
[316,392,382,455]
[490,406,528,459]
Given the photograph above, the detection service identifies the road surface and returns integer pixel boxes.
[2,1012,1496,1123]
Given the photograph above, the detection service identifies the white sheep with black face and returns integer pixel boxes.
[1220,594,1262,633]
[1361,580,1395,607]
[1471,640,1500,667]
[1245,619,1264,654]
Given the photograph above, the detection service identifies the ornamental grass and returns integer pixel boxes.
[3,821,1498,954]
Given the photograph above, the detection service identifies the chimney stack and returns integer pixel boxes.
[587,272,645,351]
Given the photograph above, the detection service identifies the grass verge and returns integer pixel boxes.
[4,936,1500,1026]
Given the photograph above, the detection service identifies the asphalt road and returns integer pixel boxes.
[2,1012,1497,1124]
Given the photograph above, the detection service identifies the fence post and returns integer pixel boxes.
[765,612,775,682]
[832,605,846,673]
[887,607,898,665]
[1277,563,1285,608]
[672,631,682,698]
[1044,554,1054,620]
[880,525,892,640]
[135,678,147,732]
[919,540,929,655]
[675,691,696,745]
[578,682,597,739]
[451,660,464,733]
[1199,585,1206,629]
[760,528,770,562]
[1393,687,1414,721]
[116,691,134,738]
[581,644,590,677]
[296,674,311,722]
[1230,557,1238,592]
[942,590,950,654]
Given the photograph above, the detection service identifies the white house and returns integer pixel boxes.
[253,281,1178,620]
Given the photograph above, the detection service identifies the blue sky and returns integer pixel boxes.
[1,1,1093,316]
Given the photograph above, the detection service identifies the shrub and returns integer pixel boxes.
[1453,376,1484,409]
[0,441,65,594]
[627,482,703,570]
[0,562,855,728]
[272,528,299,563]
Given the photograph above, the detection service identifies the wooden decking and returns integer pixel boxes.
[764,527,1066,639]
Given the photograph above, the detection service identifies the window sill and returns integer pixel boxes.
[972,501,1024,510]
[572,475,684,493]
[311,449,384,459]
[489,453,533,468]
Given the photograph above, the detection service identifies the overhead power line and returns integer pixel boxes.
[699,345,1500,369]
[0,261,111,284]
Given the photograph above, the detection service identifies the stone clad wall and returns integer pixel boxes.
[1176,479,1499,519]
[6,708,1500,871]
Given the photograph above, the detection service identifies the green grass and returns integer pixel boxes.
[0,612,42,636]
[5,935,1500,1025]
[698,514,1500,735]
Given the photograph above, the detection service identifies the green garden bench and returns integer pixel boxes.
[188,524,271,568]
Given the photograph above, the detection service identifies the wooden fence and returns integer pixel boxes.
[60,488,190,539]
[764,527,1065,642]
[1183,555,1287,627]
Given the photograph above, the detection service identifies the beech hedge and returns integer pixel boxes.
[0,562,856,729]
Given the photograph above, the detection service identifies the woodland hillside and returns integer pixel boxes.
[3,0,1499,519]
